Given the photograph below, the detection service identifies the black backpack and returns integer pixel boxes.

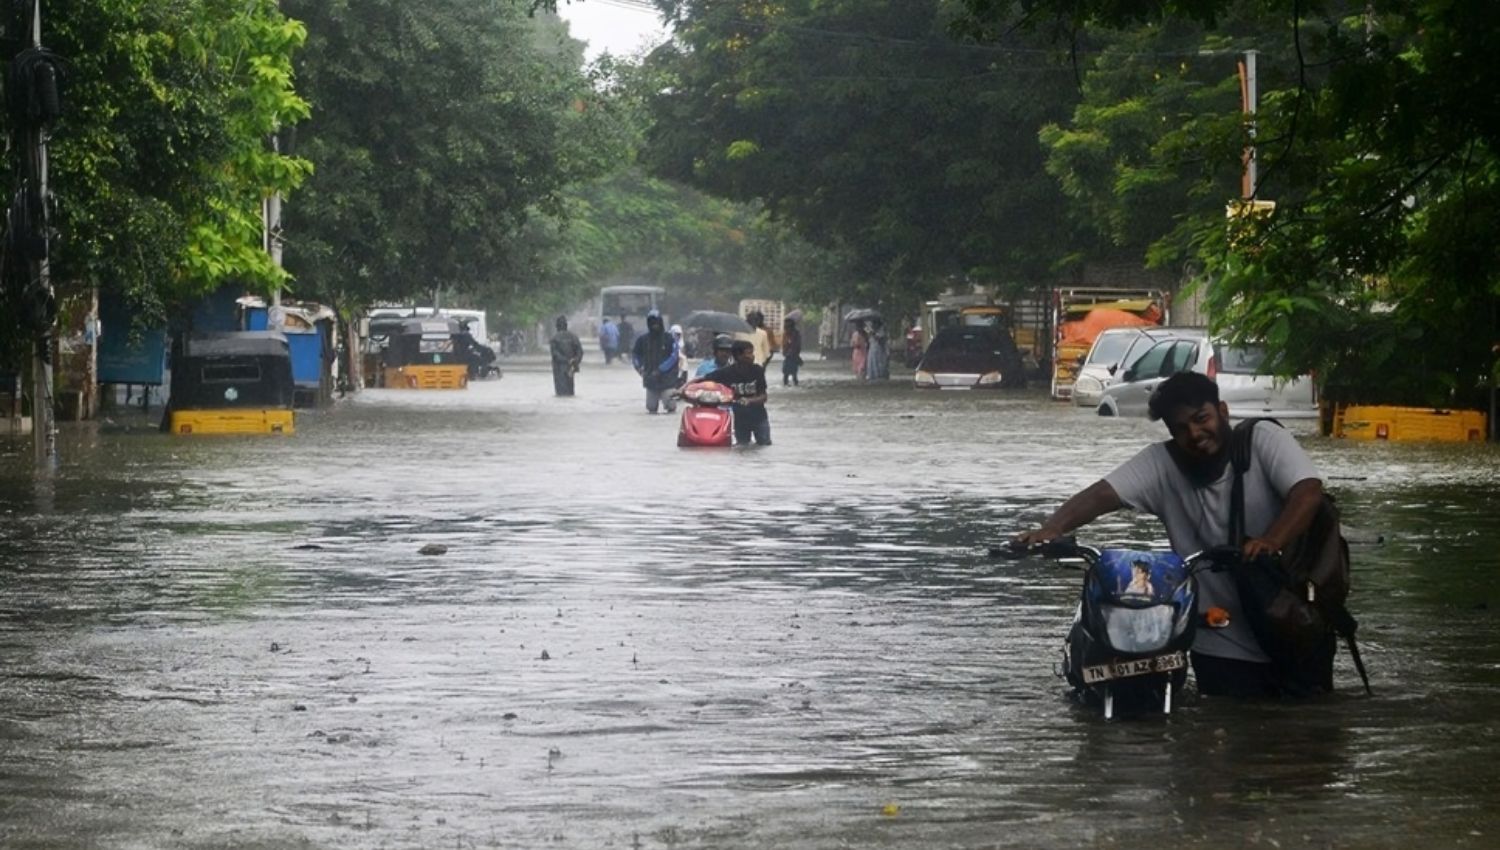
[1229,418,1372,696]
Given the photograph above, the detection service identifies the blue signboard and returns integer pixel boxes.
[98,294,168,385]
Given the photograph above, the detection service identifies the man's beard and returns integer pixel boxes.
[1167,417,1233,487]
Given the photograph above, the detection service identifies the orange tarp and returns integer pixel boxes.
[1058,307,1160,348]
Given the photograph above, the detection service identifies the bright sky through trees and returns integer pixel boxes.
[556,0,669,60]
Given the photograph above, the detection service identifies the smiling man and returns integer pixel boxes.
[1014,372,1326,697]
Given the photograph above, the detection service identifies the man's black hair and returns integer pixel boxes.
[730,339,754,354]
[1147,371,1220,422]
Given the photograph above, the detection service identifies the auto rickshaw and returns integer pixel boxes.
[168,331,295,435]
[381,317,469,389]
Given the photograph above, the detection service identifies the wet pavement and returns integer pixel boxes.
[2,355,1499,848]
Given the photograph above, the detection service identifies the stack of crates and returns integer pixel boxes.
[738,299,786,349]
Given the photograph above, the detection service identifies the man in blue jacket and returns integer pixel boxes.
[632,310,681,413]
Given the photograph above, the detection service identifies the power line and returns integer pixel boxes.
[589,0,662,16]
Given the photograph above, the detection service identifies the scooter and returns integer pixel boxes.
[992,538,1236,720]
[677,381,734,447]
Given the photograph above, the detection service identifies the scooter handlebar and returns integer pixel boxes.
[1185,545,1249,571]
[988,536,1095,563]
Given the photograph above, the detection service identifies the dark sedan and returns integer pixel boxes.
[913,326,1027,389]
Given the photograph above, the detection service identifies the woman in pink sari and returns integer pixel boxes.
[850,321,869,380]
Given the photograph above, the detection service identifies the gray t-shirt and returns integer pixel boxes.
[1104,424,1321,662]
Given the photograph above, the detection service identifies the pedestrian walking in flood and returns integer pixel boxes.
[746,310,775,368]
[598,317,620,364]
[618,314,637,358]
[781,316,803,386]
[865,317,890,381]
[632,310,681,414]
[850,321,869,380]
[669,323,688,387]
[702,339,770,445]
[694,334,735,379]
[549,316,584,396]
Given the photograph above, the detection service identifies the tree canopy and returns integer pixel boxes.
[0,0,308,350]
[642,0,1089,298]
[961,0,1500,406]
[279,0,631,315]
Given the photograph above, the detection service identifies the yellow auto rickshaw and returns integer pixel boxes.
[381,317,469,389]
[168,331,295,435]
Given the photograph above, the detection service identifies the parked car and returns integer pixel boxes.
[913,326,1026,389]
[1071,326,1205,408]
[1096,337,1317,418]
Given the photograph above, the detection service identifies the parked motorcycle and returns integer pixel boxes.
[677,381,734,447]
[991,538,1236,720]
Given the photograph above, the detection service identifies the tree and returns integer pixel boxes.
[279,0,620,316]
[962,0,1500,407]
[643,0,1088,299]
[0,0,309,356]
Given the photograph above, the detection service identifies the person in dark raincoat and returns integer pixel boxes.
[632,310,680,413]
[550,316,584,396]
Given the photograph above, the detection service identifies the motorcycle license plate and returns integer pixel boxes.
[1082,651,1186,684]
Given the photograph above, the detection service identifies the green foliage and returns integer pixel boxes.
[504,167,859,324]
[643,0,1089,295]
[965,0,1500,407]
[279,0,621,317]
[1,0,309,335]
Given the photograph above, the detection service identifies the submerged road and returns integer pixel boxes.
[2,356,1498,848]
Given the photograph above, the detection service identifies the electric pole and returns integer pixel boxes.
[1239,49,1258,199]
[3,0,63,467]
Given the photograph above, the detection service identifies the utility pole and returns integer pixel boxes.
[4,0,63,467]
[28,0,54,467]
[1239,49,1259,199]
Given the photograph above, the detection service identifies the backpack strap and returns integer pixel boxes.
[1227,419,1261,546]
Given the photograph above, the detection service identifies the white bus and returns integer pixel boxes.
[598,285,666,331]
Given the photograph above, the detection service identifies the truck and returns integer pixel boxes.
[1049,287,1170,400]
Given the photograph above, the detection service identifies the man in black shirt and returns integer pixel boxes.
[702,340,770,445]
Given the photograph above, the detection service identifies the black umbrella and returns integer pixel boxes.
[680,310,752,334]
[843,307,881,322]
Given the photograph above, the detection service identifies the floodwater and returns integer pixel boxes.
[2,355,1498,849]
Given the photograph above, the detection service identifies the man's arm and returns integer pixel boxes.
[1013,480,1124,546]
[1242,478,1323,559]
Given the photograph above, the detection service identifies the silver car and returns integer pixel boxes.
[1072,327,1205,407]
[1096,337,1317,419]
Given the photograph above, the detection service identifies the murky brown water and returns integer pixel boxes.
[2,356,1498,848]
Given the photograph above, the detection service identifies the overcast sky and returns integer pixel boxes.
[556,1,671,60]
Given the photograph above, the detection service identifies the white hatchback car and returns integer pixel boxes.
[1071,326,1205,408]
[1096,337,1318,419]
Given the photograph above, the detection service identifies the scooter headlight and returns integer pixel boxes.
[1102,605,1175,653]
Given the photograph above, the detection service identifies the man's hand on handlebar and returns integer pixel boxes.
[1241,536,1282,560]
[1012,527,1063,548]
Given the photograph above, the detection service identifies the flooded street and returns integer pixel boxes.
[3,357,1499,849]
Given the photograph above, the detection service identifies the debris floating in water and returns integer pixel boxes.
[419,544,448,556]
